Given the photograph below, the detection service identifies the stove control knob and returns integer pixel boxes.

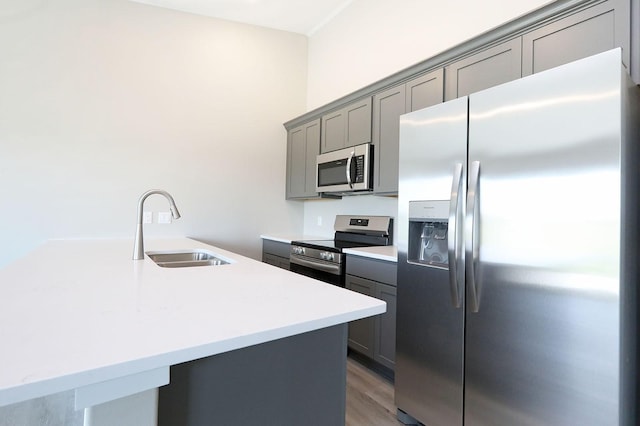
[320,252,334,261]
[292,246,305,255]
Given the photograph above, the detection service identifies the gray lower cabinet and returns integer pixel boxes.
[321,97,372,153]
[262,239,290,270]
[372,69,444,194]
[345,255,397,371]
[345,275,376,357]
[286,119,320,199]
[522,0,629,76]
[374,282,397,369]
[445,37,522,101]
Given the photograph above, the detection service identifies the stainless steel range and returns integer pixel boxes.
[290,215,393,287]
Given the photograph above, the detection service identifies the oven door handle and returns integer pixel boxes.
[290,255,342,276]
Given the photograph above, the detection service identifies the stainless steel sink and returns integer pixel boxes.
[146,249,230,268]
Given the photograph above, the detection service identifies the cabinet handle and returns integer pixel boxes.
[447,163,464,308]
[466,161,481,312]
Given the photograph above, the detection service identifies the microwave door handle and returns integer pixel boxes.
[345,151,355,188]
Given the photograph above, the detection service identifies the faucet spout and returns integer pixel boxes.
[133,189,181,260]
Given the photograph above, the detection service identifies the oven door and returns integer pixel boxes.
[289,254,345,287]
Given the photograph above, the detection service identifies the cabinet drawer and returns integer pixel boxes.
[346,255,396,286]
[262,240,291,259]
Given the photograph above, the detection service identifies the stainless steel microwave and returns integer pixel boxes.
[316,143,373,193]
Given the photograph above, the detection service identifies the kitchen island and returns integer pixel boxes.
[0,238,385,425]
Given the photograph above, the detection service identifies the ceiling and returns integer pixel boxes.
[129,0,354,35]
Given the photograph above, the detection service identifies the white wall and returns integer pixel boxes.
[307,0,551,108]
[0,0,308,268]
[303,0,550,237]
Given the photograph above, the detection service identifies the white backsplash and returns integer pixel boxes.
[303,195,399,243]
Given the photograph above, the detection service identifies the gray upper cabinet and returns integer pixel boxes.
[286,119,320,199]
[345,97,372,147]
[522,0,629,76]
[444,37,522,101]
[320,110,345,153]
[405,68,444,113]
[372,69,444,194]
[321,97,372,153]
[372,84,405,195]
[285,0,636,200]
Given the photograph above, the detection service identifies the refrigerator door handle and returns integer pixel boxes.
[447,163,464,308]
[466,160,481,312]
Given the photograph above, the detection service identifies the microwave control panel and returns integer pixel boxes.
[353,155,365,182]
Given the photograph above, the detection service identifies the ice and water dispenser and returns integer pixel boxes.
[408,200,450,268]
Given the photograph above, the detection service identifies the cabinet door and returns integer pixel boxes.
[321,97,373,153]
[344,97,372,148]
[406,68,444,112]
[277,257,290,270]
[374,283,396,370]
[372,84,405,194]
[321,110,345,153]
[263,253,290,270]
[286,119,320,199]
[346,275,376,357]
[522,0,627,76]
[445,38,522,101]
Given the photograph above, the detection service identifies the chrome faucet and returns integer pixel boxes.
[132,189,181,260]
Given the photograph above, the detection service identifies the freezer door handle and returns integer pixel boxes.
[447,163,464,308]
[466,160,481,312]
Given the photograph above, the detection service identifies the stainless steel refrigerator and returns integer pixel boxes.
[395,48,640,426]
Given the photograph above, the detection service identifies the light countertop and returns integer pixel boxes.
[260,234,329,244]
[0,238,385,407]
[343,246,398,263]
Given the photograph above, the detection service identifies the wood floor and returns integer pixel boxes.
[346,357,404,426]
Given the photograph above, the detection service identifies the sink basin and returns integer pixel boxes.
[146,249,231,268]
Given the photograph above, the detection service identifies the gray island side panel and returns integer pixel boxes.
[158,324,348,426]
